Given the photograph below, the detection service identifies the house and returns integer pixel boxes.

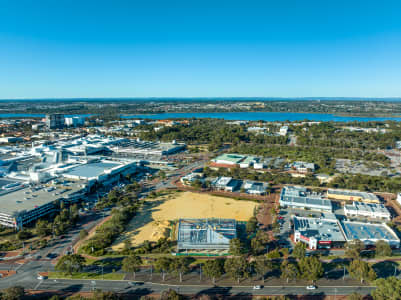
[288,161,315,173]
[243,181,267,195]
[211,177,240,192]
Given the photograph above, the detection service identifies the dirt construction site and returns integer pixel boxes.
[112,191,259,250]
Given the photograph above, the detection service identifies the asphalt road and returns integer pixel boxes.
[0,271,375,297]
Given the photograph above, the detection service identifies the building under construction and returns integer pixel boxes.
[177,218,237,252]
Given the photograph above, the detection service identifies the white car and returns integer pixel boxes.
[37,275,46,280]
[253,285,262,290]
[306,285,317,290]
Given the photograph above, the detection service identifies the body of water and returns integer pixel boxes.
[122,112,401,122]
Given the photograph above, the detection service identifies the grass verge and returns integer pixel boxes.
[48,271,124,280]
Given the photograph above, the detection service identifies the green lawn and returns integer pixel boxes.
[49,271,124,280]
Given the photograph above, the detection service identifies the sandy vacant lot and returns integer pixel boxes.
[112,191,258,250]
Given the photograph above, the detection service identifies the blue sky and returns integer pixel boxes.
[1,0,401,98]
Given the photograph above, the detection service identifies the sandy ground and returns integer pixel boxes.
[112,191,258,249]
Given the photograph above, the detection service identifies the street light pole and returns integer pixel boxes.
[150,264,152,280]
[343,265,345,281]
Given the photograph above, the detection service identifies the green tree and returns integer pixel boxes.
[1,286,25,300]
[345,239,364,259]
[158,170,166,179]
[224,256,249,284]
[202,259,224,285]
[172,257,192,282]
[375,240,392,257]
[293,242,306,259]
[79,229,88,240]
[160,288,183,300]
[229,238,243,256]
[347,260,376,283]
[55,254,85,275]
[93,290,121,300]
[347,293,363,300]
[266,249,281,259]
[154,257,173,281]
[123,239,132,252]
[280,248,289,258]
[266,297,290,300]
[280,259,299,283]
[35,220,51,237]
[372,276,401,300]
[250,237,265,255]
[254,256,273,283]
[17,229,31,241]
[122,255,142,280]
[298,257,324,283]
[246,216,258,234]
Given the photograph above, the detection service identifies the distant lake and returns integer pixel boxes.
[122,112,401,122]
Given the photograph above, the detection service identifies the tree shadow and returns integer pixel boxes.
[372,260,398,278]
[126,287,153,297]
[60,284,84,292]
[195,286,233,298]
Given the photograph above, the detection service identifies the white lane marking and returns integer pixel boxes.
[34,280,43,290]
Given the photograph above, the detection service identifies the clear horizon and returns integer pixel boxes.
[1,1,401,98]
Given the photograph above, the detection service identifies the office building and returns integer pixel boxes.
[45,114,65,129]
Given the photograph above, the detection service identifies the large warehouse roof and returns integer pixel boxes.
[327,189,379,202]
[341,221,399,243]
[0,181,85,216]
[280,186,332,211]
[64,162,120,178]
[293,216,345,242]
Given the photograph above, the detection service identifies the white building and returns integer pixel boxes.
[279,126,289,136]
[211,177,240,192]
[0,180,87,230]
[243,180,267,195]
[293,216,345,249]
[279,186,332,212]
[65,116,85,127]
[289,161,315,173]
[253,162,265,169]
[344,201,391,220]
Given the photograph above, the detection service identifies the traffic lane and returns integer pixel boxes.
[34,279,375,296]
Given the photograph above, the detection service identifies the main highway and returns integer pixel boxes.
[0,265,375,297]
